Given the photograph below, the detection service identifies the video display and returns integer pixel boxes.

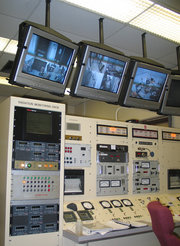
[167,78,180,107]
[26,110,52,135]
[81,51,126,93]
[22,33,74,84]
[130,67,167,101]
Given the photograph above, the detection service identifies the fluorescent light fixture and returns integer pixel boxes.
[130,4,180,43]
[62,0,154,22]
[61,0,180,43]
[4,40,18,54]
[0,37,10,51]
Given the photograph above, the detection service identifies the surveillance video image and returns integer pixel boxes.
[130,67,167,101]
[81,51,126,93]
[22,34,73,83]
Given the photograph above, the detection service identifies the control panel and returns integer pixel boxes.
[64,143,91,167]
[11,171,60,201]
[10,203,59,236]
[96,144,129,196]
[133,160,159,193]
[63,193,180,232]
[13,141,59,171]
[9,103,64,237]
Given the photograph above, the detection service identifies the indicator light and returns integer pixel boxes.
[44,164,48,168]
[171,133,176,138]
[109,127,116,132]
[20,163,25,168]
[49,164,53,168]
[27,163,32,168]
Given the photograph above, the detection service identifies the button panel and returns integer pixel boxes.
[11,171,59,200]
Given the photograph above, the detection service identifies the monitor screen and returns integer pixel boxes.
[71,44,129,103]
[159,74,180,115]
[121,60,170,111]
[9,22,78,96]
[23,33,74,84]
[26,110,52,135]
[81,51,127,93]
[130,67,167,102]
[166,77,180,107]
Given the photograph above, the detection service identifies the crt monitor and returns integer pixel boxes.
[159,74,180,116]
[70,43,130,103]
[9,21,78,96]
[119,60,170,111]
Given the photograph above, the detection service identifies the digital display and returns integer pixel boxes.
[26,110,52,135]
[130,67,167,102]
[97,124,128,136]
[166,78,180,107]
[81,51,126,93]
[132,128,158,139]
[22,33,74,84]
[162,131,180,141]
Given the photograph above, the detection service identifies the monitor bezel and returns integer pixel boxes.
[9,23,78,96]
[71,44,130,103]
[159,74,180,116]
[123,61,170,111]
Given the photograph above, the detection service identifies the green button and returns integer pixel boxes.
[27,163,31,168]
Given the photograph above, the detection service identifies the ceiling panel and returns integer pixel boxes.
[0,0,179,105]
[0,0,43,20]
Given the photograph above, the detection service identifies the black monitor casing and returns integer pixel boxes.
[70,41,130,104]
[9,21,78,96]
[159,74,180,116]
[119,58,171,111]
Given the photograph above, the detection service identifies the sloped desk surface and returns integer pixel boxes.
[63,224,152,244]
[63,221,180,244]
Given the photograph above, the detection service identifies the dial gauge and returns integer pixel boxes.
[121,199,133,206]
[111,180,121,187]
[81,201,94,210]
[99,200,112,209]
[141,178,150,185]
[99,180,110,188]
[111,200,123,208]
